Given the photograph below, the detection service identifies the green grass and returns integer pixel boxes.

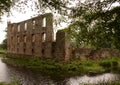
[0,79,20,85]
[0,49,6,54]
[0,82,20,85]
[2,56,120,77]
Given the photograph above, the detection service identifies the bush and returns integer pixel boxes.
[99,61,111,68]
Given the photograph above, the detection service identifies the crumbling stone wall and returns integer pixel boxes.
[73,48,120,60]
[7,13,72,60]
[7,13,119,61]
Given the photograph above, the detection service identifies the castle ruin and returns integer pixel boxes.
[7,13,72,61]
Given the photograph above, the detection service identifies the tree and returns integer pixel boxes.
[0,0,12,16]
[62,0,120,49]
[11,0,120,49]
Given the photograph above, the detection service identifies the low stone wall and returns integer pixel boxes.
[73,48,92,60]
[74,48,120,60]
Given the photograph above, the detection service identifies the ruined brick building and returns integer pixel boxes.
[7,13,72,61]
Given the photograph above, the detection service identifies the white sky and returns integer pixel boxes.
[0,5,67,44]
[0,11,40,44]
[0,13,34,44]
[0,15,7,44]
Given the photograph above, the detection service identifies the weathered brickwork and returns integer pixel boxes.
[7,13,72,60]
[73,48,120,60]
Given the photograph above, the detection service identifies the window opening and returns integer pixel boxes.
[17,36,20,43]
[33,20,35,29]
[52,49,55,53]
[24,48,26,53]
[42,49,45,55]
[24,35,27,43]
[32,49,34,54]
[18,24,20,32]
[42,17,46,27]
[42,33,46,42]
[32,34,35,42]
[25,22,27,31]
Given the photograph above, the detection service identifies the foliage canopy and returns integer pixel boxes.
[0,0,12,16]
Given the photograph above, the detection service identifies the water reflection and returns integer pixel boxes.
[0,57,10,82]
[66,73,120,85]
[0,55,120,85]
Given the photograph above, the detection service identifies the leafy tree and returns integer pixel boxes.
[11,0,120,49]
[67,0,120,49]
[0,0,12,16]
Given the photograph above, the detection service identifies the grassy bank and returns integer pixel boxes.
[0,49,6,54]
[1,56,120,84]
[0,82,20,85]
[0,79,20,85]
[2,56,120,77]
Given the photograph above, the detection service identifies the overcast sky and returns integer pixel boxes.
[0,12,35,44]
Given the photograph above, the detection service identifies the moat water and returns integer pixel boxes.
[0,54,120,85]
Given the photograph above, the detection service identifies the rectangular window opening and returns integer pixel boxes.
[42,33,46,42]
[42,49,45,55]
[42,17,46,27]
[24,22,27,31]
[18,24,20,32]
[24,35,27,43]
[17,36,20,43]
[33,20,35,29]
[32,49,34,54]
[32,34,35,43]
[24,48,26,53]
